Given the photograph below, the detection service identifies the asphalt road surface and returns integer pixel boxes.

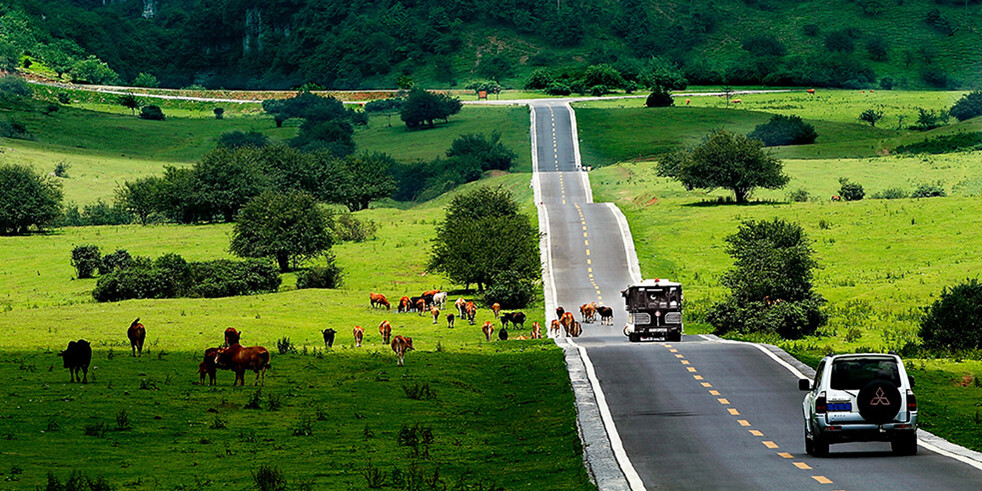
[532,101,982,490]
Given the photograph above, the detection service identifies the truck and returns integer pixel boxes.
[621,279,683,342]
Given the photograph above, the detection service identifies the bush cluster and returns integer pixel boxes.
[920,279,982,352]
[950,91,982,122]
[483,270,537,309]
[895,132,982,154]
[295,259,345,289]
[838,178,865,201]
[139,105,165,120]
[59,200,133,227]
[748,114,817,146]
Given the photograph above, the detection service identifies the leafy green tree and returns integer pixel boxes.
[865,36,890,61]
[581,64,626,90]
[446,132,516,173]
[68,56,118,85]
[0,162,63,234]
[645,85,674,107]
[40,40,82,79]
[639,57,688,90]
[133,72,159,88]
[657,130,789,203]
[429,186,539,291]
[139,105,165,120]
[118,94,141,115]
[920,279,982,352]
[838,178,865,201]
[157,166,207,224]
[321,152,397,211]
[748,114,818,146]
[400,88,462,129]
[115,176,163,225]
[859,108,883,127]
[524,69,555,90]
[230,191,333,272]
[217,131,269,149]
[464,80,502,97]
[213,107,224,120]
[824,30,855,53]
[71,245,101,279]
[194,146,274,222]
[706,218,827,339]
[0,40,20,71]
[949,91,982,121]
[741,34,787,57]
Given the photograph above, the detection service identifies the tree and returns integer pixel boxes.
[118,94,141,116]
[68,56,119,85]
[949,91,982,121]
[0,163,63,234]
[705,218,827,339]
[213,107,224,120]
[217,131,269,149]
[859,108,883,127]
[429,186,540,291]
[115,176,163,225]
[581,64,626,90]
[838,178,865,201]
[321,152,398,211]
[446,132,517,173]
[721,86,735,108]
[524,69,555,90]
[824,30,855,53]
[193,146,273,222]
[920,279,982,352]
[230,191,333,272]
[0,40,20,72]
[400,88,462,129]
[748,114,818,146]
[657,129,789,203]
[645,85,674,107]
[133,72,159,88]
[139,105,165,120]
[640,57,688,90]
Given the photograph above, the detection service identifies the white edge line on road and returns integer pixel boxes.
[698,335,982,471]
[564,101,593,204]
[605,203,643,286]
[532,102,645,491]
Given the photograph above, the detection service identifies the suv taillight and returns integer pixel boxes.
[816,391,827,414]
[907,389,917,412]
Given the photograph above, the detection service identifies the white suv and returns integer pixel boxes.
[799,353,918,456]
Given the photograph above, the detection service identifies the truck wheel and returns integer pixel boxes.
[891,433,917,456]
[668,330,682,342]
[628,333,640,342]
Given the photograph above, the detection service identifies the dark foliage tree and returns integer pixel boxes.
[429,186,539,291]
[706,218,826,339]
[139,105,165,121]
[400,88,462,129]
[321,153,398,211]
[859,108,883,127]
[213,107,224,120]
[742,34,787,57]
[230,191,333,272]
[748,114,818,146]
[657,130,789,203]
[920,279,982,352]
[446,132,517,173]
[114,176,163,225]
[824,30,856,53]
[156,166,207,224]
[865,36,890,61]
[0,163,63,234]
[483,270,537,309]
[645,85,674,107]
[524,69,555,90]
[217,131,269,150]
[192,146,273,222]
[71,245,101,279]
[949,91,982,121]
[838,178,865,201]
[118,94,141,116]
[581,64,626,90]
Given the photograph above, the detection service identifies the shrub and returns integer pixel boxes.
[71,245,102,279]
[0,119,31,139]
[865,36,889,61]
[134,72,159,88]
[838,178,865,201]
[0,76,32,98]
[483,270,537,309]
[524,68,555,90]
[895,132,982,154]
[859,108,883,127]
[213,107,224,120]
[871,187,908,199]
[100,249,133,275]
[824,30,855,53]
[748,114,817,146]
[330,213,378,242]
[253,464,287,491]
[788,188,810,202]
[909,107,949,130]
[217,130,268,149]
[295,259,344,289]
[644,85,674,107]
[277,337,297,355]
[92,255,278,302]
[139,105,165,121]
[187,259,282,298]
[802,24,820,37]
[544,83,571,96]
[911,182,946,198]
[364,98,403,113]
[950,91,982,122]
[920,279,982,352]
[56,93,71,104]
[922,70,955,89]
[925,8,954,35]
[879,77,894,90]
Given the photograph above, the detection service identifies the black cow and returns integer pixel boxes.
[59,339,92,383]
[410,296,425,312]
[498,328,509,341]
[598,306,614,325]
[322,328,337,348]
[500,312,527,330]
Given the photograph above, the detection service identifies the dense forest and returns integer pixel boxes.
[1,0,981,89]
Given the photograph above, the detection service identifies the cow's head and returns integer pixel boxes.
[322,328,336,336]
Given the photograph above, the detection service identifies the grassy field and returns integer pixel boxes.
[0,172,584,489]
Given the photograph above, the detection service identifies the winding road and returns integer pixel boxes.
[531,101,982,490]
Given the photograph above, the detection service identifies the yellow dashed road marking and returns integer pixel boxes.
[727,408,739,415]
[778,452,793,459]
[701,382,712,388]
[675,354,684,358]
[687,367,698,373]
[681,360,690,365]
[762,441,779,449]
[585,249,590,255]
[717,398,729,405]
[709,390,720,396]
[669,349,678,353]
[812,476,833,484]
[738,420,751,427]
[749,430,763,436]
[694,375,704,380]
[794,462,812,470]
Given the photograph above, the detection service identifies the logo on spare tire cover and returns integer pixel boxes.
[858,380,902,424]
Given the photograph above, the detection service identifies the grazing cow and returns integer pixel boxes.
[556,306,565,320]
[455,297,467,317]
[415,298,426,315]
[322,328,336,348]
[498,328,508,341]
[224,327,241,347]
[433,292,448,309]
[431,306,440,324]
[731,99,742,104]
[447,313,455,329]
[410,296,424,312]
[127,318,146,357]
[831,195,842,202]
[500,311,526,330]
[421,289,440,298]
[491,303,501,318]
[59,339,92,383]
[580,303,597,323]
[391,336,414,367]
[560,312,575,336]
[353,326,364,347]
[398,296,411,313]
[550,319,561,337]
[569,321,583,337]
[379,321,392,344]
[531,322,542,339]
[214,344,271,386]
[806,88,816,94]
[482,321,495,341]
[198,347,220,385]
[370,292,391,310]
[598,306,614,325]
[465,301,477,325]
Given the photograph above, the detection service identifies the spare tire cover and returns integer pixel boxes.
[857,380,902,424]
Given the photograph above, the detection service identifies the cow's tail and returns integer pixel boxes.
[261,351,271,369]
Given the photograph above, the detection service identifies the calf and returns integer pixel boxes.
[224,327,241,347]
[378,321,392,345]
[370,292,390,310]
[446,313,455,329]
[598,306,614,325]
[59,339,92,383]
[465,302,477,325]
[322,328,336,348]
[500,311,526,330]
[433,292,448,309]
[455,297,467,317]
[431,306,440,324]
[391,335,414,367]
[498,327,508,341]
[560,312,575,336]
[550,319,561,337]
[127,318,146,357]
[482,321,495,342]
[214,344,271,386]
[398,296,411,313]
[531,322,542,339]
[492,303,501,318]
[353,326,364,347]
[198,347,220,385]
[412,297,426,315]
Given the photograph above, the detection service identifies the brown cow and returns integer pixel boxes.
[531,321,542,339]
[214,344,270,386]
[465,302,477,325]
[431,306,440,324]
[598,306,614,325]
[391,335,414,367]
[560,312,575,336]
[353,326,364,347]
[198,347,220,385]
[224,327,241,347]
[415,298,426,316]
[569,321,583,337]
[455,297,467,317]
[482,321,495,341]
[491,302,501,318]
[421,289,440,298]
[127,318,146,357]
[447,313,455,329]
[550,319,561,337]
[580,303,597,323]
[370,292,390,310]
[398,296,411,313]
[556,306,565,320]
[379,321,392,344]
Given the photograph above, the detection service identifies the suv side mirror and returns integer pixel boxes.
[908,375,915,388]
[798,379,811,391]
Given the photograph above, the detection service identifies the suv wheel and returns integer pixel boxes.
[804,429,814,455]
[812,434,829,457]
[891,433,918,456]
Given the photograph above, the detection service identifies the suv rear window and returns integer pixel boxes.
[830,358,901,390]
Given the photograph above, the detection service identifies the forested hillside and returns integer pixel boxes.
[1,0,981,89]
